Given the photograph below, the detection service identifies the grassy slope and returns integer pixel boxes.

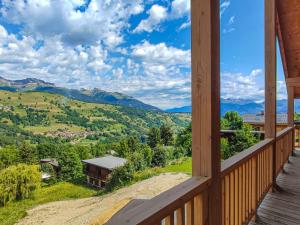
[0,90,190,143]
[0,182,97,225]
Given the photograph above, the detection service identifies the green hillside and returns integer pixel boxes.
[0,90,190,145]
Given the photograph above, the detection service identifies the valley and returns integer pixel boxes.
[0,90,190,145]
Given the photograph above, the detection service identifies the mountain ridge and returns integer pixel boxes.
[0,76,160,111]
[166,99,297,115]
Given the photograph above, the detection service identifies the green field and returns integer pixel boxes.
[0,182,97,225]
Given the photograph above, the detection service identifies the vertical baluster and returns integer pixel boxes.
[230,171,235,224]
[194,194,203,225]
[242,164,245,222]
[186,200,192,225]
[222,179,225,225]
[176,207,184,225]
[225,175,230,225]
[234,169,238,225]
[238,167,242,224]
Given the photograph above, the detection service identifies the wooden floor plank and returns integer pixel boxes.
[250,151,300,225]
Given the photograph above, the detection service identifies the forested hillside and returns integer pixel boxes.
[0,90,190,146]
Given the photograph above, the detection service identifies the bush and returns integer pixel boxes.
[173,146,186,159]
[105,162,134,192]
[0,164,41,206]
[140,144,153,167]
[0,145,19,170]
[221,138,233,160]
[151,146,168,167]
[129,151,147,171]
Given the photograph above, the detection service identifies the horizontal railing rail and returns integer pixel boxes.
[294,124,300,147]
[106,127,294,225]
[106,177,211,225]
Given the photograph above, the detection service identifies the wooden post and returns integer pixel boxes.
[265,0,277,190]
[191,0,221,224]
[288,87,294,127]
[288,87,295,155]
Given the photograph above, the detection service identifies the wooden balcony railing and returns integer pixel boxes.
[106,177,211,225]
[106,127,294,225]
[294,124,300,147]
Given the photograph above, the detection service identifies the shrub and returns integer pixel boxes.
[0,164,41,206]
[129,151,146,171]
[173,146,186,159]
[140,144,153,167]
[0,145,19,170]
[151,146,168,167]
[221,138,233,160]
[105,162,134,192]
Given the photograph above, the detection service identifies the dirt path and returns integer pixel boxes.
[16,173,189,225]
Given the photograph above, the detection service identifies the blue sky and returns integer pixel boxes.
[0,0,287,109]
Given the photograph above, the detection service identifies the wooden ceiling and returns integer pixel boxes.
[277,0,300,98]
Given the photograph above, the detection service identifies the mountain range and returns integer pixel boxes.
[166,99,298,115]
[1,76,294,116]
[0,76,160,111]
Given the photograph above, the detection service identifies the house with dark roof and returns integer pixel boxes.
[82,155,127,188]
[242,113,288,132]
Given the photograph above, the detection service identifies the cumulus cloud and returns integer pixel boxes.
[0,0,144,48]
[133,4,168,33]
[171,0,190,18]
[131,41,190,69]
[134,0,190,33]
[221,69,264,100]
[0,25,110,88]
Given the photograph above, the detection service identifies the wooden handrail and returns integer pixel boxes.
[276,126,293,139]
[105,176,211,225]
[221,138,274,176]
[106,127,295,225]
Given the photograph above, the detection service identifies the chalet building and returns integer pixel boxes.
[106,1,300,225]
[242,113,288,131]
[82,155,127,188]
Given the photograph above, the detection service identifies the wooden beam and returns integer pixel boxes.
[276,10,289,79]
[286,77,300,87]
[265,0,277,191]
[288,87,294,127]
[191,0,221,224]
[265,0,277,139]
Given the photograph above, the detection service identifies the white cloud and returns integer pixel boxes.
[0,0,144,48]
[131,41,190,68]
[221,69,264,100]
[171,0,190,18]
[220,0,230,17]
[228,16,235,25]
[178,21,191,31]
[134,0,190,33]
[133,4,168,33]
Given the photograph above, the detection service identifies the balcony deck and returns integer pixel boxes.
[251,150,300,225]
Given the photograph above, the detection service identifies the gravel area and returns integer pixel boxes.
[16,173,189,225]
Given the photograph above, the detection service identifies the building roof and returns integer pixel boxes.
[82,155,127,170]
[40,158,59,168]
[242,114,288,124]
